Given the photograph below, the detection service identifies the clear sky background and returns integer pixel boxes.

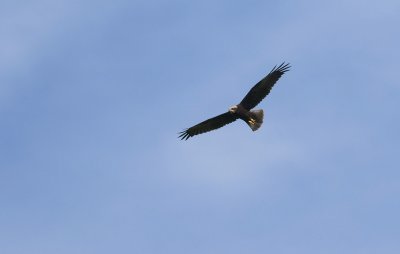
[1,0,399,253]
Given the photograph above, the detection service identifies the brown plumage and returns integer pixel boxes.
[179,63,290,140]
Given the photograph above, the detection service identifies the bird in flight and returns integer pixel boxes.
[179,62,290,140]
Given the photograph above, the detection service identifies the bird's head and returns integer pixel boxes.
[229,105,238,114]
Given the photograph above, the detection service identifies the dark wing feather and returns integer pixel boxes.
[179,112,238,140]
[240,62,290,110]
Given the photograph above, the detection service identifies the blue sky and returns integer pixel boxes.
[1,0,399,253]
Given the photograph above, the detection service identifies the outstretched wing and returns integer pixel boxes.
[240,62,290,110]
[179,112,238,140]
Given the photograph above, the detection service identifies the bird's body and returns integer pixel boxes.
[179,63,290,140]
[229,104,264,131]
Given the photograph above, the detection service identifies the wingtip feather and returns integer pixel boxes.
[178,129,191,140]
[277,62,291,73]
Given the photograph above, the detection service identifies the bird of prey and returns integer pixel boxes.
[179,62,290,140]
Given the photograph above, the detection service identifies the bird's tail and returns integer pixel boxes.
[247,109,264,131]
